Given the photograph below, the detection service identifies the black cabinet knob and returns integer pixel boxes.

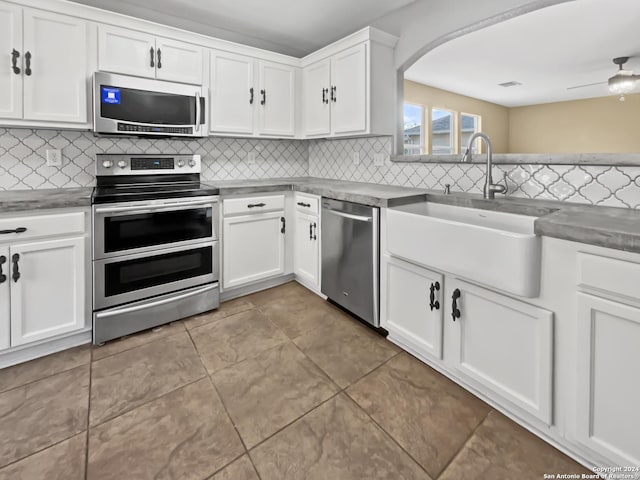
[280,216,286,234]
[11,49,20,75]
[429,281,440,311]
[156,48,162,69]
[24,51,31,76]
[451,288,461,321]
[150,47,155,67]
[0,255,6,284]
[12,253,20,283]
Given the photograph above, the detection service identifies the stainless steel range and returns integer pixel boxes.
[92,153,220,345]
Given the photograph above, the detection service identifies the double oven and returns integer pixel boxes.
[92,154,219,344]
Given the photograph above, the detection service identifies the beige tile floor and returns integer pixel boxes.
[0,281,592,480]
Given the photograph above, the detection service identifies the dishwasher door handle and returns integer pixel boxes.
[323,209,372,222]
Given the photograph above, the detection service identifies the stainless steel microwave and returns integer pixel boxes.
[93,72,207,137]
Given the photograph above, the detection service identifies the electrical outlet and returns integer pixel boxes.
[373,153,386,166]
[46,149,62,167]
[247,152,257,165]
[353,152,360,165]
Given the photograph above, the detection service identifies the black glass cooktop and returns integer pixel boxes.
[93,181,219,204]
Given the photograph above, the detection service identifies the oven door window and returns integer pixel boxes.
[104,207,212,253]
[104,246,213,297]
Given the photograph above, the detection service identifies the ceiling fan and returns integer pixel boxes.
[567,57,640,99]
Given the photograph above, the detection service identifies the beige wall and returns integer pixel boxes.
[404,80,510,153]
[508,94,640,153]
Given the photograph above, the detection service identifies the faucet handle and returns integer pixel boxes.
[444,184,451,195]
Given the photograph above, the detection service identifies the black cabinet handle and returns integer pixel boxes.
[150,47,155,67]
[429,281,440,311]
[260,89,266,105]
[12,253,20,283]
[247,203,266,208]
[297,202,311,208]
[322,88,327,104]
[0,227,27,235]
[309,222,313,240]
[330,86,336,102]
[0,256,6,284]
[249,87,254,105]
[451,288,461,321]
[11,49,20,75]
[24,51,31,76]
[280,216,286,234]
[312,222,317,240]
[156,48,162,69]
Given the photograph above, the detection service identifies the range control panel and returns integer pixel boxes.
[96,154,201,176]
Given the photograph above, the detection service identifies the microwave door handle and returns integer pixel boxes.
[195,92,201,132]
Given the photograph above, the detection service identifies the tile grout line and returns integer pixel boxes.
[433,407,493,480]
[84,347,93,480]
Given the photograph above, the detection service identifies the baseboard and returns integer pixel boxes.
[0,329,92,369]
[220,274,295,301]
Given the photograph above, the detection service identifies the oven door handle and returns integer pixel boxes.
[94,201,215,214]
[95,284,217,319]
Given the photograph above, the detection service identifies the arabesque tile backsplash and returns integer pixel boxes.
[1,128,640,209]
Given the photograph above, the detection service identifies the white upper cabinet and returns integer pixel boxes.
[0,3,90,125]
[22,8,88,123]
[155,36,203,85]
[302,58,331,137]
[98,25,155,79]
[0,2,22,120]
[330,43,367,135]
[209,49,296,137]
[98,25,203,85]
[258,60,296,137]
[210,51,255,134]
[301,28,397,139]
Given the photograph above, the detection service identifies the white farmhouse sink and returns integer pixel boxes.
[386,202,541,297]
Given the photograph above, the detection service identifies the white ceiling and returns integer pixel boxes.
[404,0,640,107]
[68,0,417,57]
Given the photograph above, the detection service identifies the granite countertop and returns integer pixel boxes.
[210,177,429,208]
[2,179,640,254]
[0,187,93,213]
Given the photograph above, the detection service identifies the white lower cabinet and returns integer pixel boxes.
[575,293,640,466]
[9,237,85,346]
[445,278,554,425]
[382,256,443,361]
[294,211,319,289]
[0,246,10,350]
[223,210,286,289]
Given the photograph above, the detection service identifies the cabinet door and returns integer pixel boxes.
[223,212,285,289]
[98,25,155,79]
[446,278,554,425]
[210,50,255,134]
[575,293,640,466]
[382,256,443,361]
[258,61,296,137]
[0,2,22,120]
[331,43,367,135]
[0,246,9,351]
[155,36,203,85]
[302,58,331,137]
[294,211,319,288]
[22,9,88,123]
[10,237,85,347]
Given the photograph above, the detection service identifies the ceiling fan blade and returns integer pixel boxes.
[566,81,607,90]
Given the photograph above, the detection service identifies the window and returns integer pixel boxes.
[403,103,424,155]
[460,113,481,153]
[431,108,454,154]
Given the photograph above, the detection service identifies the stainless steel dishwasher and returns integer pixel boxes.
[321,198,379,327]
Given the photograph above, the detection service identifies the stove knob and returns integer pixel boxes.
[117,160,127,169]
[177,160,185,168]
[188,159,196,167]
[102,160,113,169]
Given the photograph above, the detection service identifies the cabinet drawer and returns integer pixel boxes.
[0,212,85,242]
[578,252,640,302]
[294,193,319,215]
[223,195,285,216]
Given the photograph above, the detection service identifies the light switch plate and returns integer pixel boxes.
[46,149,62,167]
[373,153,386,166]
[247,152,257,165]
[353,152,360,165]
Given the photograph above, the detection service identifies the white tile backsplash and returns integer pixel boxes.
[2,128,640,209]
[308,137,640,209]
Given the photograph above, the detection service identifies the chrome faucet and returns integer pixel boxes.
[461,132,507,199]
